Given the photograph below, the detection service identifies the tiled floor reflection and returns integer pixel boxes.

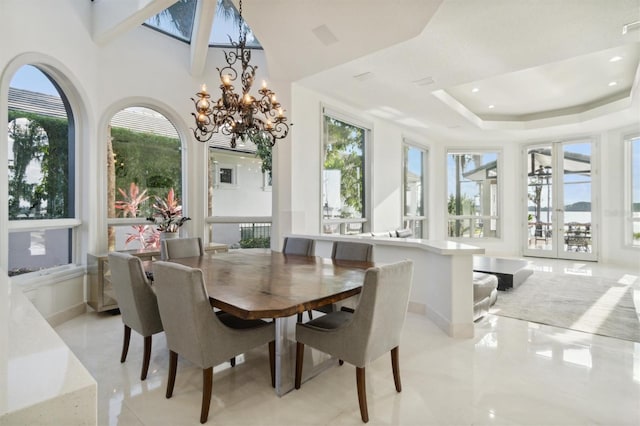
[55,258,640,425]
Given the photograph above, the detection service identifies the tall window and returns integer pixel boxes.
[7,65,76,276]
[403,142,427,238]
[107,107,182,251]
[629,135,640,247]
[447,151,500,238]
[321,111,369,235]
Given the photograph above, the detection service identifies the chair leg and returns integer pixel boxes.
[294,342,304,389]
[230,357,236,367]
[356,367,369,423]
[268,340,276,388]
[200,367,213,424]
[339,360,344,366]
[141,335,152,380]
[307,310,313,320]
[166,350,178,399]
[297,312,303,322]
[120,325,131,363]
[391,346,401,392]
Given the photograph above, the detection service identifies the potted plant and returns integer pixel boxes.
[146,188,191,236]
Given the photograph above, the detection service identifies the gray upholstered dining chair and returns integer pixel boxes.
[152,261,275,424]
[294,259,413,423]
[282,237,316,322]
[162,236,204,260]
[108,252,164,381]
[315,241,374,314]
[162,236,238,366]
[331,241,374,262]
[282,236,315,256]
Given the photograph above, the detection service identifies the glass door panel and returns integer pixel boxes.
[524,141,597,260]
[561,143,595,259]
[525,145,554,254]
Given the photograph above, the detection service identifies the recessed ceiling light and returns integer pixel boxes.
[488,104,495,109]
[471,87,479,93]
[609,56,623,62]
[608,81,618,87]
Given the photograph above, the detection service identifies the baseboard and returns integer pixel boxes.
[408,301,426,315]
[46,302,87,327]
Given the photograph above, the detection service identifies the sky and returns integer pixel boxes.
[10,65,59,96]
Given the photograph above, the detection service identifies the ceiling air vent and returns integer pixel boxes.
[353,72,375,82]
[412,76,435,86]
[312,25,339,46]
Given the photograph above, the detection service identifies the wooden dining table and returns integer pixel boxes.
[165,248,374,395]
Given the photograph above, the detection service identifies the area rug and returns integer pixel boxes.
[491,271,640,342]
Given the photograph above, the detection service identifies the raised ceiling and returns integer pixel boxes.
[92,0,640,142]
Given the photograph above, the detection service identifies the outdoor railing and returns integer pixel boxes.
[206,216,272,248]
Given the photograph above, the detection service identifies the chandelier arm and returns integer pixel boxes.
[190,0,291,148]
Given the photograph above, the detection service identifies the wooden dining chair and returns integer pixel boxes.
[162,236,204,260]
[152,261,276,424]
[294,260,413,423]
[108,252,164,381]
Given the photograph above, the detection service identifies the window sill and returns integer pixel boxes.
[10,264,84,291]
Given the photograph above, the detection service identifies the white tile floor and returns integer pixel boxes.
[55,258,640,426]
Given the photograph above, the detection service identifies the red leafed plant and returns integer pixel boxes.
[114,182,157,249]
[146,188,190,233]
[115,182,149,218]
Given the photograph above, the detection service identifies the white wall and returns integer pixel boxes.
[290,84,427,236]
[0,0,273,316]
[1,0,638,326]
[209,151,272,216]
[289,85,640,269]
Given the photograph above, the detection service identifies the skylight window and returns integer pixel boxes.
[144,0,197,42]
[143,0,261,49]
[209,0,261,48]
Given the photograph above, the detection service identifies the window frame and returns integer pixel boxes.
[445,148,502,239]
[402,139,428,238]
[320,106,372,235]
[625,133,640,248]
[6,65,80,276]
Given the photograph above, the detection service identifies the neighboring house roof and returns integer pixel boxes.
[8,87,256,153]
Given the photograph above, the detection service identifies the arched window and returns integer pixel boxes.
[106,107,183,251]
[7,65,76,276]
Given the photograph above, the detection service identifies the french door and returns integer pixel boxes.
[523,140,597,261]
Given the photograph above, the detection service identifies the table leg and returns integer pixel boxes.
[273,315,338,396]
[274,316,294,396]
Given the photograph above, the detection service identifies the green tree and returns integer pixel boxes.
[8,112,70,219]
[110,127,182,217]
[324,117,364,217]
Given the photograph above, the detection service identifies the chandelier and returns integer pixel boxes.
[191,0,290,148]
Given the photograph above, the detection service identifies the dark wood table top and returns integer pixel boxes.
[166,249,374,320]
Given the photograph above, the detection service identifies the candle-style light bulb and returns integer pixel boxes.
[201,83,207,93]
[262,80,267,89]
[278,108,283,117]
[222,74,231,86]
